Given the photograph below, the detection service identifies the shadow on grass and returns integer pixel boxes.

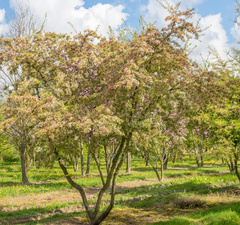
[1,209,86,225]
[24,211,87,225]
[132,166,153,172]
[0,181,21,187]
[150,202,240,225]
[0,180,72,189]
[115,177,240,209]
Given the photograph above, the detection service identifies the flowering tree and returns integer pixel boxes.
[200,72,240,180]
[135,101,187,181]
[0,3,225,224]
[0,94,50,184]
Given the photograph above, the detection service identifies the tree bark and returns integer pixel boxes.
[92,153,105,186]
[73,154,78,172]
[192,129,201,168]
[200,155,204,167]
[195,156,200,168]
[54,133,132,225]
[161,158,164,182]
[20,144,29,184]
[80,136,85,176]
[172,152,177,163]
[126,152,131,173]
[86,152,90,175]
[163,153,168,170]
[145,157,150,166]
[104,144,110,174]
[226,156,234,173]
[148,157,161,181]
[92,148,126,225]
[234,153,240,182]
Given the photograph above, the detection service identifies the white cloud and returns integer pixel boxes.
[0,9,5,23]
[9,0,128,36]
[143,0,229,62]
[231,18,240,44]
[0,9,6,35]
[190,14,229,61]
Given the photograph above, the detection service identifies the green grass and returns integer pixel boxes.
[0,156,240,224]
[151,202,240,225]
[0,201,79,220]
[0,163,234,199]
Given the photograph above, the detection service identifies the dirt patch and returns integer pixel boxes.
[47,217,88,225]
[0,179,161,212]
[0,178,162,224]
[0,189,80,211]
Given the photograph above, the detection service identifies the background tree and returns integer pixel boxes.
[0,0,44,96]
[0,94,50,184]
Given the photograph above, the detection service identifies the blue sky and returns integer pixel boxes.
[0,0,238,61]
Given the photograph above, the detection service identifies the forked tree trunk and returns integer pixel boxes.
[226,156,234,173]
[148,157,161,181]
[195,156,200,168]
[142,152,150,166]
[55,135,131,225]
[20,144,29,184]
[163,153,168,170]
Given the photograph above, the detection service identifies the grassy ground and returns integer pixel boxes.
[0,157,239,224]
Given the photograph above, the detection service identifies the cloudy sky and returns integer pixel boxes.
[0,0,239,61]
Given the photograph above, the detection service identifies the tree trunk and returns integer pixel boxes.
[92,153,105,186]
[234,153,240,182]
[221,158,225,166]
[55,134,132,225]
[20,145,29,184]
[86,152,90,175]
[163,153,168,170]
[73,154,78,172]
[126,152,131,173]
[225,157,234,173]
[230,156,234,172]
[199,140,204,167]
[148,157,161,181]
[80,136,85,176]
[200,155,204,167]
[145,157,150,166]
[195,156,200,168]
[172,152,177,163]
[104,145,110,174]
[192,130,200,168]
[161,159,164,182]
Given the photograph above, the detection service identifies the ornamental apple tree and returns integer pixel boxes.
[0,3,225,224]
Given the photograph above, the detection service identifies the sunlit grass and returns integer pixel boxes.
[0,156,239,224]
